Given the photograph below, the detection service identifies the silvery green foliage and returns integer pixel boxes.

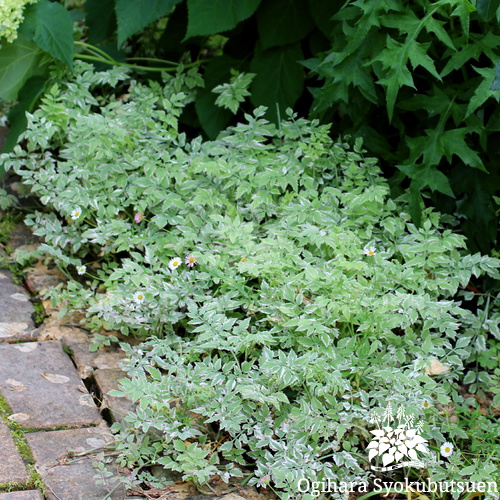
[1,62,500,498]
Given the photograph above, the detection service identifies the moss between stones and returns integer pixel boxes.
[0,393,47,495]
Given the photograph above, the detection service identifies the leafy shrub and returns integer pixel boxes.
[2,64,500,498]
[305,0,500,253]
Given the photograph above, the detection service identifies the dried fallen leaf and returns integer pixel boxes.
[10,293,29,302]
[6,379,26,391]
[86,437,107,448]
[13,342,37,352]
[41,372,70,384]
[425,358,450,376]
[79,394,94,407]
[0,322,28,338]
[8,413,30,422]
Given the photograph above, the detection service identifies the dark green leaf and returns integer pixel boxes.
[0,35,46,101]
[256,0,314,49]
[85,0,117,44]
[476,0,500,21]
[19,0,74,68]
[116,0,182,45]
[3,76,48,153]
[398,164,455,198]
[373,36,415,122]
[250,43,304,122]
[466,66,499,117]
[186,0,262,38]
[440,128,487,171]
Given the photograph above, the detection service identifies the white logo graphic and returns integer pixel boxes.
[367,404,429,471]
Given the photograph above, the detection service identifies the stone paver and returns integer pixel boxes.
[93,369,136,424]
[26,427,125,500]
[0,492,44,500]
[0,341,103,429]
[0,270,39,343]
[69,341,126,379]
[0,422,29,484]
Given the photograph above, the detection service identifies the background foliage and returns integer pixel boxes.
[1,0,500,252]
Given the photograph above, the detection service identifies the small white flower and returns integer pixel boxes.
[76,265,86,275]
[168,257,182,270]
[422,400,432,409]
[440,442,454,457]
[134,291,146,304]
[364,246,376,256]
[70,206,82,220]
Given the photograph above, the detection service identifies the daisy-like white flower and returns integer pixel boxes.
[76,265,86,275]
[168,257,182,271]
[70,206,82,220]
[440,442,454,457]
[364,246,376,256]
[422,400,432,409]
[185,255,196,267]
[134,291,146,304]
[134,212,144,223]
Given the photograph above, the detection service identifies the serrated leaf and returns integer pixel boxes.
[250,43,304,122]
[440,43,481,78]
[256,0,314,49]
[440,128,486,171]
[373,36,415,122]
[0,35,45,101]
[407,39,441,80]
[116,0,182,45]
[19,0,74,68]
[186,0,262,38]
[451,0,475,38]
[466,66,500,117]
[399,164,455,198]
[476,0,500,20]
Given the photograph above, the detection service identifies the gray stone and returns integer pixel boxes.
[93,369,136,424]
[26,428,125,500]
[7,223,40,251]
[0,270,38,342]
[69,342,127,380]
[0,341,103,429]
[0,492,44,500]
[0,422,29,484]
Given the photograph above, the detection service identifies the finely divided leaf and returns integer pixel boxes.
[19,0,74,68]
[116,0,182,45]
[186,0,262,38]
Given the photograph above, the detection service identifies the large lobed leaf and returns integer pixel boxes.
[19,0,74,68]
[115,0,182,45]
[185,0,262,38]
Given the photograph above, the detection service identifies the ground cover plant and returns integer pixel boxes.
[1,63,500,499]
